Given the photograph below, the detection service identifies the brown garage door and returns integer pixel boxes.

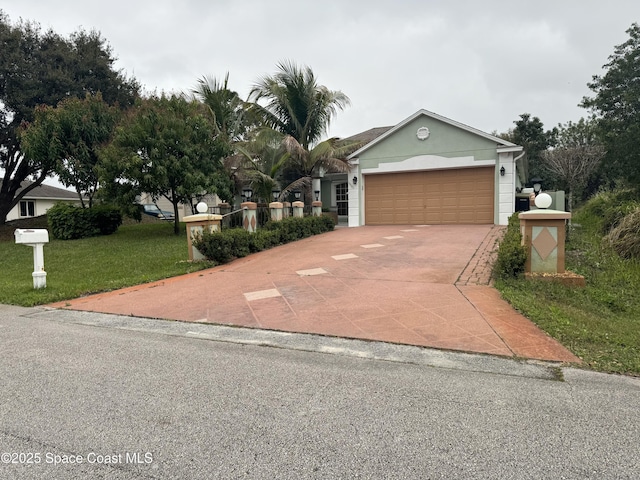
[364,167,494,225]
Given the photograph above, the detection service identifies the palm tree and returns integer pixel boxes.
[189,72,252,150]
[189,73,260,207]
[248,61,356,201]
[226,129,290,204]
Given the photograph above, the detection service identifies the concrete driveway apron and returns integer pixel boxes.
[49,225,579,363]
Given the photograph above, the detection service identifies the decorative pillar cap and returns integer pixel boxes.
[292,201,304,208]
[241,201,257,210]
[312,201,322,207]
[183,213,222,223]
[518,210,571,220]
[269,202,283,209]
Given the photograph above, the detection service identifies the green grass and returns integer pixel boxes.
[495,208,640,376]
[0,222,215,306]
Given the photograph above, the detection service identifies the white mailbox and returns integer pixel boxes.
[14,228,49,289]
[15,228,49,244]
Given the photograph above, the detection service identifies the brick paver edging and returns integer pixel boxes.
[456,226,506,286]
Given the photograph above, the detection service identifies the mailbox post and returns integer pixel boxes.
[14,228,50,289]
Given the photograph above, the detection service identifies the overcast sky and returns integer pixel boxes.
[3,0,640,139]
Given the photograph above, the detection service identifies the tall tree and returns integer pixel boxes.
[541,118,605,211]
[581,22,640,190]
[248,61,354,201]
[19,93,120,208]
[0,11,138,224]
[99,95,232,234]
[512,113,557,186]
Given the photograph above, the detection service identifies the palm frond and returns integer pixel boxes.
[279,176,312,201]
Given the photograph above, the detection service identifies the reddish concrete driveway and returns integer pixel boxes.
[50,225,579,363]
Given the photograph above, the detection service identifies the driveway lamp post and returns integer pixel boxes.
[270,189,283,222]
[241,187,257,233]
[242,187,253,203]
[292,190,304,218]
[531,177,543,196]
[312,190,322,217]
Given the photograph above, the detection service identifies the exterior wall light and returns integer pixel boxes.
[500,166,505,176]
[352,176,358,185]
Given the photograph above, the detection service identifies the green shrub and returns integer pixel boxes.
[249,229,282,252]
[194,230,234,263]
[193,215,335,264]
[90,205,123,235]
[580,189,640,234]
[264,215,335,240]
[47,203,122,240]
[605,207,640,259]
[602,201,640,233]
[493,213,527,279]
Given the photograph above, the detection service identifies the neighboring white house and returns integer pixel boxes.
[4,180,80,222]
[137,193,224,221]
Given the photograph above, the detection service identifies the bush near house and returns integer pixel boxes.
[193,215,335,264]
[493,213,527,280]
[47,203,122,240]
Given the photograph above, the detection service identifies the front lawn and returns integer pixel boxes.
[495,205,640,376]
[0,222,214,306]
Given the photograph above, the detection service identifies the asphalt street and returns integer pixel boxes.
[1,304,639,479]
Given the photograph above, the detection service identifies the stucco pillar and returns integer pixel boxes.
[183,213,222,261]
[312,201,322,217]
[269,202,283,221]
[282,201,291,218]
[348,165,360,227]
[292,201,304,218]
[519,209,571,274]
[218,202,231,215]
[241,202,257,233]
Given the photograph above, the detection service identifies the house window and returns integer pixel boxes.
[20,200,35,218]
[336,182,348,216]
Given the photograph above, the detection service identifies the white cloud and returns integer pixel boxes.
[3,0,640,139]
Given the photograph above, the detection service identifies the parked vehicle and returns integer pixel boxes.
[141,204,175,221]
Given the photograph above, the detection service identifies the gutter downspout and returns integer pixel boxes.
[513,151,525,188]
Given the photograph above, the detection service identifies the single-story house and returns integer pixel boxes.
[4,180,80,222]
[319,109,524,227]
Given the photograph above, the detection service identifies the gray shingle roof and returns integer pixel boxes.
[341,126,393,146]
[7,179,79,200]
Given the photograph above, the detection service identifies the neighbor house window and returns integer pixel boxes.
[336,182,348,216]
[19,200,35,217]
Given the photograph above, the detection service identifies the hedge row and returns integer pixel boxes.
[47,203,123,240]
[493,212,527,279]
[193,215,335,264]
